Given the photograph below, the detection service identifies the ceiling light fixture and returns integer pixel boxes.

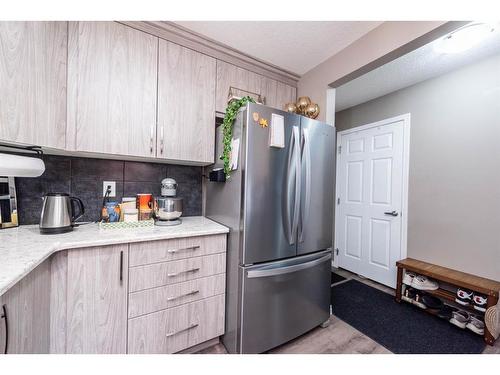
[435,22,496,54]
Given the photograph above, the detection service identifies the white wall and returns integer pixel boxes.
[298,21,447,122]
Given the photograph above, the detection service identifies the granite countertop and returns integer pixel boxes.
[0,216,228,296]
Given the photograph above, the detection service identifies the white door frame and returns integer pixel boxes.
[333,113,411,271]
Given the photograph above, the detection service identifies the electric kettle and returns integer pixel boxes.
[39,193,85,234]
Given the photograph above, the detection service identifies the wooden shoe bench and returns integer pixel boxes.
[395,258,500,346]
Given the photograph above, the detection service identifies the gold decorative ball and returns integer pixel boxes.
[304,103,320,119]
[296,96,312,113]
[284,102,298,113]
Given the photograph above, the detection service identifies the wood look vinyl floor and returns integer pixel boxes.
[196,269,500,354]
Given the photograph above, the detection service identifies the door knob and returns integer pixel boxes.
[384,211,399,217]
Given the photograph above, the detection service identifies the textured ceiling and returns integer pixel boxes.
[335,27,500,111]
[174,21,383,75]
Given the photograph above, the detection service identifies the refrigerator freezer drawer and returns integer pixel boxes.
[240,250,331,353]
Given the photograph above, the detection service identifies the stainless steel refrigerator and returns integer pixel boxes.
[206,103,335,354]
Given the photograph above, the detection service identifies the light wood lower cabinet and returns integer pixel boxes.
[0,22,67,149]
[1,234,226,354]
[128,294,225,354]
[129,253,226,292]
[129,274,226,318]
[129,234,227,266]
[50,244,129,354]
[0,261,50,354]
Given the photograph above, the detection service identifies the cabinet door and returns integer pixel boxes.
[65,244,128,353]
[67,22,158,157]
[157,40,216,163]
[215,60,262,113]
[276,82,297,110]
[0,261,50,354]
[0,22,66,148]
[260,76,278,109]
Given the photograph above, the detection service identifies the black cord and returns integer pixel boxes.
[97,187,112,222]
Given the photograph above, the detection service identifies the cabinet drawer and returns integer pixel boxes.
[128,294,225,354]
[129,253,226,292]
[129,234,226,266]
[128,274,226,318]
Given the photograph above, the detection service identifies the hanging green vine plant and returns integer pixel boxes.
[221,96,255,178]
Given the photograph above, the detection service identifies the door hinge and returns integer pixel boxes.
[335,248,339,256]
[338,145,342,154]
[337,197,340,205]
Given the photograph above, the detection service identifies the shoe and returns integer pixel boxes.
[403,272,416,286]
[402,286,416,303]
[412,275,439,291]
[450,310,470,329]
[456,288,473,306]
[413,291,427,309]
[437,304,458,320]
[422,294,444,310]
[472,293,488,312]
[466,315,485,335]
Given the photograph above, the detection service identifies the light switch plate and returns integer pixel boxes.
[103,181,116,197]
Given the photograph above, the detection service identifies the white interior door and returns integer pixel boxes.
[335,114,410,288]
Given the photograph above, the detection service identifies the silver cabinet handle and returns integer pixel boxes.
[166,323,199,337]
[299,128,311,243]
[150,125,154,154]
[167,245,200,254]
[167,290,200,301]
[167,268,200,277]
[160,126,164,155]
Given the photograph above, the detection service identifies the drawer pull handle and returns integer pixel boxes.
[167,290,200,301]
[167,245,200,254]
[166,323,199,337]
[167,268,200,277]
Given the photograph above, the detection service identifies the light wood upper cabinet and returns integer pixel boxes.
[0,22,67,149]
[157,41,216,163]
[276,81,297,110]
[67,22,158,157]
[51,245,128,354]
[216,60,262,113]
[216,60,297,113]
[0,261,50,354]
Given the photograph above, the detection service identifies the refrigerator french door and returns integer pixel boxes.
[205,103,335,354]
[240,249,332,353]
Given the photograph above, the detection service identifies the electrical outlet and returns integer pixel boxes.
[103,181,116,197]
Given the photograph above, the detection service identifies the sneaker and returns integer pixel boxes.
[413,291,427,309]
[450,310,470,329]
[466,315,485,335]
[412,275,439,291]
[472,293,488,312]
[455,288,473,306]
[403,272,416,286]
[437,304,458,320]
[402,286,416,303]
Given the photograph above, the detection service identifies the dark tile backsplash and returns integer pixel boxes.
[15,155,202,225]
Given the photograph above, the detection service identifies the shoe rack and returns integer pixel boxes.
[395,258,500,346]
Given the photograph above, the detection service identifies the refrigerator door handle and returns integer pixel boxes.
[284,126,301,245]
[246,253,331,278]
[284,128,295,245]
[291,126,301,241]
[299,128,311,242]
